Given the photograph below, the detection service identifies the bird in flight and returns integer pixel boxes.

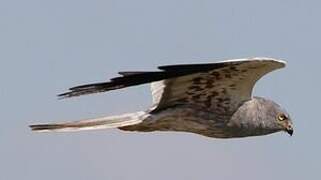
[30,57,294,138]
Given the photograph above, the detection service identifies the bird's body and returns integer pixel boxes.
[30,57,294,138]
[120,97,289,138]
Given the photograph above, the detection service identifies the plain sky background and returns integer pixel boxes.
[0,0,320,180]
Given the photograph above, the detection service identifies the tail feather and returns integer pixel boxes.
[30,111,147,132]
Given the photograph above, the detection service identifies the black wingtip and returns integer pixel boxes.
[57,91,91,99]
[54,62,232,98]
[57,90,76,99]
[57,85,115,99]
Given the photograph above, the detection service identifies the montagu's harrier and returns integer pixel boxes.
[30,57,293,138]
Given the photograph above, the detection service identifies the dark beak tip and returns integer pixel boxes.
[287,129,294,136]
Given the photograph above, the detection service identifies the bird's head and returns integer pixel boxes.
[254,97,294,136]
[229,97,294,137]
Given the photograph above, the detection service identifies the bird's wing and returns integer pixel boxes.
[59,57,285,114]
[150,57,286,113]
[59,60,230,98]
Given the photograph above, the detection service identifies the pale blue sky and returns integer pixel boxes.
[0,0,320,180]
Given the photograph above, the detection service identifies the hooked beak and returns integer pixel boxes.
[286,124,294,136]
[286,128,294,136]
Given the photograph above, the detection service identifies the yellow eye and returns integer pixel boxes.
[277,114,287,121]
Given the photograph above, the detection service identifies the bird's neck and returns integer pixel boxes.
[226,97,277,137]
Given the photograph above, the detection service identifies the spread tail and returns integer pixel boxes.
[30,111,147,132]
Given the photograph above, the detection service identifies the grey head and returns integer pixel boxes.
[227,97,293,138]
